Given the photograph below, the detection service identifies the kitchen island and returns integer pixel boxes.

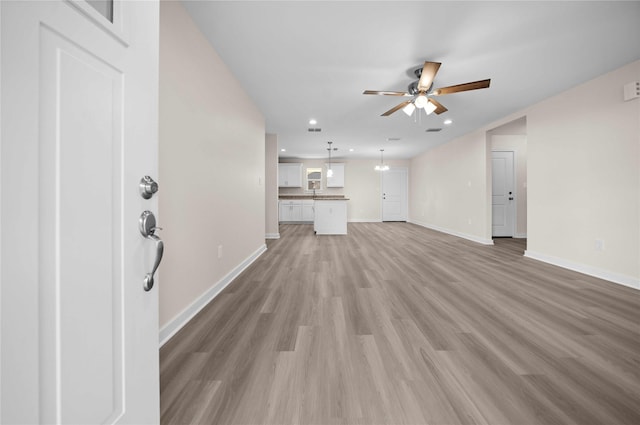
[313,198,348,235]
[278,195,349,235]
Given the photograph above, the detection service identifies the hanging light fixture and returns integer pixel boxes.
[374,149,389,171]
[326,141,334,177]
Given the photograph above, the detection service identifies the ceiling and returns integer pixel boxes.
[182,1,640,160]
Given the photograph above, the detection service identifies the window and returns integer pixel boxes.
[306,168,322,191]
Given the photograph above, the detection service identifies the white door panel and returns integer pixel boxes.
[40,27,125,424]
[1,1,160,423]
[492,151,515,237]
[382,168,408,222]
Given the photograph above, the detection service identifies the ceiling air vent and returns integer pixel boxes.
[307,128,322,132]
[426,128,442,132]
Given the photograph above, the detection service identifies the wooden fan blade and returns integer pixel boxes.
[363,90,411,96]
[428,98,448,115]
[432,79,491,96]
[381,100,412,116]
[417,61,442,91]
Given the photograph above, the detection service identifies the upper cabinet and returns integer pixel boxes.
[278,163,303,187]
[326,163,345,187]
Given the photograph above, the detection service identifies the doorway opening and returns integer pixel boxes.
[489,117,528,253]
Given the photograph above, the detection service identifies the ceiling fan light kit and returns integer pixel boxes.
[364,61,491,118]
[414,94,428,109]
[402,102,416,116]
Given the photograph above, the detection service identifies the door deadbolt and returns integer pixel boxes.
[139,176,159,199]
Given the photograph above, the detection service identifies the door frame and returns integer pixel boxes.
[381,166,408,222]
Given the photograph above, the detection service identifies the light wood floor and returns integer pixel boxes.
[160,223,640,425]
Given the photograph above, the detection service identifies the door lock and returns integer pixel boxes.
[139,176,159,199]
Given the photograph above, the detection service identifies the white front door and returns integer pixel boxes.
[382,167,408,221]
[492,151,515,237]
[1,1,160,423]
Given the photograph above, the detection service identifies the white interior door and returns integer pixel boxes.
[382,167,408,222]
[492,151,515,237]
[1,1,160,423]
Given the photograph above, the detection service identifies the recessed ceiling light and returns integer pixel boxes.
[281,148,286,152]
[309,119,317,125]
[349,148,354,152]
[444,119,453,125]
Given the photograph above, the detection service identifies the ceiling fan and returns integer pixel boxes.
[363,61,491,116]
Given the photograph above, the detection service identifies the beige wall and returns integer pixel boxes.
[491,133,528,237]
[410,131,492,244]
[410,59,639,286]
[265,134,279,238]
[159,1,266,330]
[279,158,409,221]
[525,60,639,284]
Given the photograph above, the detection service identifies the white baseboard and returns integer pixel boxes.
[348,218,382,223]
[265,233,280,239]
[409,219,494,245]
[524,250,640,291]
[159,243,268,346]
[515,233,527,239]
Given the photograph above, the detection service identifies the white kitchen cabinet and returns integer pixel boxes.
[326,163,345,187]
[278,163,303,187]
[314,200,347,235]
[279,200,302,222]
[279,199,316,223]
[302,200,315,221]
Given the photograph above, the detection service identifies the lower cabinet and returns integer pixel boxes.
[279,199,314,223]
[301,200,314,222]
[279,200,301,222]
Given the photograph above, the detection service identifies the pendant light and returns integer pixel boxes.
[374,149,389,171]
[326,141,334,177]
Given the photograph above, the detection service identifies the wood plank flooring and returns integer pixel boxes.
[160,223,640,425]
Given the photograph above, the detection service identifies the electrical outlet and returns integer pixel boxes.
[218,245,223,259]
[468,218,472,225]
[595,239,604,251]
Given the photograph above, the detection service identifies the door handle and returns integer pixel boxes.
[139,210,164,291]
[143,234,164,292]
